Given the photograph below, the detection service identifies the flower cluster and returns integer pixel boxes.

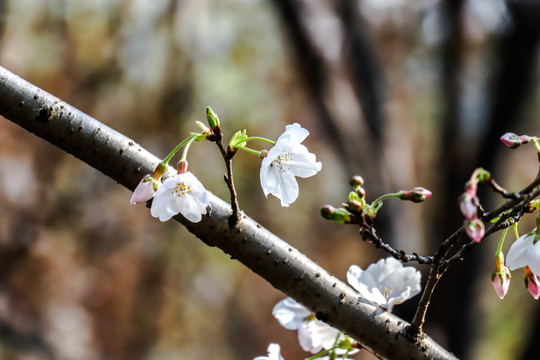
[489,221,540,300]
[253,257,421,359]
[489,131,540,299]
[130,108,322,222]
[321,174,432,227]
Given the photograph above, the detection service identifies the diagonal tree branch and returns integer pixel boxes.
[0,66,456,360]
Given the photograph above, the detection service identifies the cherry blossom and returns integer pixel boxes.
[347,257,422,312]
[506,229,540,275]
[150,171,211,222]
[272,297,356,355]
[253,343,284,360]
[260,123,322,207]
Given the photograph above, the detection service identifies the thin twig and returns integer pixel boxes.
[441,187,539,271]
[407,263,443,337]
[215,140,241,227]
[361,222,434,264]
[488,178,517,199]
[364,166,540,337]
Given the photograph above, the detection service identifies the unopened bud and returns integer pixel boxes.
[320,205,352,224]
[475,168,491,183]
[177,160,188,174]
[526,199,540,213]
[349,176,364,188]
[259,149,269,159]
[465,218,485,243]
[398,187,432,203]
[347,199,365,213]
[459,192,478,220]
[524,266,540,300]
[206,106,221,131]
[500,132,531,149]
[491,266,511,299]
[347,191,365,212]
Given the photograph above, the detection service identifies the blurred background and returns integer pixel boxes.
[0,0,539,359]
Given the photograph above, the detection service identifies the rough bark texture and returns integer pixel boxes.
[0,66,457,360]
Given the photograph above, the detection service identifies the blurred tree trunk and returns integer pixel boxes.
[270,0,352,175]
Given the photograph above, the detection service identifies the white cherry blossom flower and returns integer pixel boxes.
[506,229,540,275]
[254,343,284,360]
[150,171,211,222]
[260,123,322,207]
[272,297,357,355]
[347,257,422,312]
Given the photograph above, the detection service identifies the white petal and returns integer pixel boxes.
[150,186,178,222]
[305,320,340,351]
[260,164,280,198]
[253,343,284,360]
[272,298,311,330]
[365,257,403,284]
[526,239,540,275]
[277,123,309,147]
[506,233,534,271]
[347,265,376,289]
[297,322,323,353]
[383,267,422,305]
[288,144,322,178]
[177,195,204,222]
[347,265,387,305]
[276,172,299,207]
[260,165,299,207]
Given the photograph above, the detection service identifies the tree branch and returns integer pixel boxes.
[0,66,456,360]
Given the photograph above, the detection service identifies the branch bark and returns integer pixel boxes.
[0,66,457,360]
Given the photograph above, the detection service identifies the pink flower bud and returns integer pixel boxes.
[349,175,364,188]
[130,162,168,205]
[491,267,511,299]
[177,160,188,174]
[524,266,540,300]
[465,219,485,243]
[398,187,432,203]
[130,174,159,204]
[500,132,531,148]
[320,205,352,224]
[259,149,269,159]
[459,192,478,220]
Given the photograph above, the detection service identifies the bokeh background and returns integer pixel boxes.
[0,0,540,359]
